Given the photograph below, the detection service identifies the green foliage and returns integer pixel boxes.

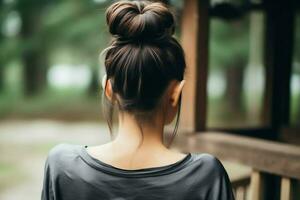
[0,87,102,120]
[209,16,249,69]
[0,0,109,71]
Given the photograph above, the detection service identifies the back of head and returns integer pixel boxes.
[106,0,175,42]
[103,0,186,125]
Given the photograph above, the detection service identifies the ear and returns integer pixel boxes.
[102,75,113,101]
[101,74,107,90]
[171,80,185,107]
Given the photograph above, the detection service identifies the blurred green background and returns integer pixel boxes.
[0,0,109,121]
[0,0,300,126]
[0,0,299,199]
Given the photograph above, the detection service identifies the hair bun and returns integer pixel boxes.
[106,1,175,42]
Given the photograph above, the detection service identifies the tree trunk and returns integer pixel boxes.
[19,5,48,95]
[22,50,48,95]
[0,64,4,91]
[88,65,99,96]
[0,0,4,91]
[224,63,245,114]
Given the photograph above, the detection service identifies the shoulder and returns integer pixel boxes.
[189,153,234,199]
[191,153,228,177]
[46,143,81,170]
[42,144,86,195]
[48,143,78,159]
[192,153,222,166]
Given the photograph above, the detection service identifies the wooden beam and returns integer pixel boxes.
[180,0,209,132]
[169,132,300,179]
[208,127,274,140]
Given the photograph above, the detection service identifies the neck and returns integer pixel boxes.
[111,111,168,154]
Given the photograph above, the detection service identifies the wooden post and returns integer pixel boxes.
[281,177,293,200]
[280,178,300,200]
[262,0,295,135]
[250,170,264,200]
[180,0,209,132]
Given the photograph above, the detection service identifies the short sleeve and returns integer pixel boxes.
[40,143,77,200]
[41,156,54,200]
[212,163,235,200]
[201,154,235,200]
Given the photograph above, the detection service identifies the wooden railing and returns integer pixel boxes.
[231,175,251,200]
[167,132,300,200]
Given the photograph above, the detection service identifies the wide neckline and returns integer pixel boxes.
[79,145,192,178]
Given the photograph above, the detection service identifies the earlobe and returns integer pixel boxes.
[171,80,185,107]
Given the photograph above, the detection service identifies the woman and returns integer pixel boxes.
[41,1,235,199]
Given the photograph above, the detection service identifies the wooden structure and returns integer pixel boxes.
[167,133,300,200]
[180,0,209,132]
[179,0,299,137]
[173,0,300,199]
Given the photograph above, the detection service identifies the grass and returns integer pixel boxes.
[0,87,103,121]
[0,162,24,192]
[0,142,58,192]
[30,142,61,155]
[0,80,299,125]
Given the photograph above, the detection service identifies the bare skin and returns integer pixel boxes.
[87,78,187,170]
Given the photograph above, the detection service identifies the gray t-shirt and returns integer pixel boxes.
[41,143,235,200]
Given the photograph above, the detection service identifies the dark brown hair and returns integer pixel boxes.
[101,0,186,148]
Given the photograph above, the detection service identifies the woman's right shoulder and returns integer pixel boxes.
[46,143,81,168]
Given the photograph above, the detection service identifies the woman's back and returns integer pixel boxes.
[41,144,234,200]
[41,1,235,199]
